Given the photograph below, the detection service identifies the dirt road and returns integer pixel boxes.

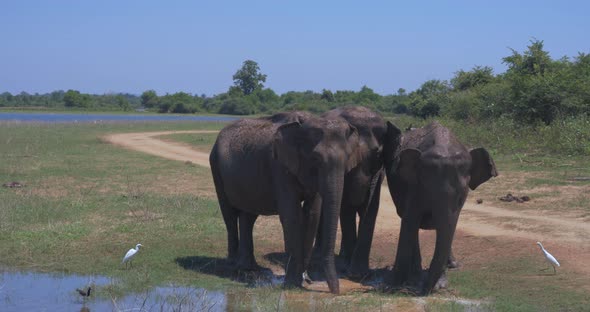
[104,130,590,246]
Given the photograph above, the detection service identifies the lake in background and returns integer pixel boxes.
[0,112,239,123]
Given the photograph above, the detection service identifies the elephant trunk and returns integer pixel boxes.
[319,169,344,294]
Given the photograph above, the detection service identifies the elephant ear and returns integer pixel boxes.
[272,121,301,175]
[387,121,402,142]
[345,124,362,172]
[397,148,421,184]
[384,121,402,168]
[469,147,498,190]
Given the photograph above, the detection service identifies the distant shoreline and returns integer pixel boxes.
[0,111,240,123]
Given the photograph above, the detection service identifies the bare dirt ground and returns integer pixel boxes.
[104,131,590,301]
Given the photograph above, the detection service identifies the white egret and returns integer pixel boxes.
[536,242,560,274]
[122,243,142,268]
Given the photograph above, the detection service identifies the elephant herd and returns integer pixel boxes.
[209,106,497,295]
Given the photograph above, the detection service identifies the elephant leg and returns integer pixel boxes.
[434,270,449,290]
[280,205,305,288]
[447,228,460,269]
[211,160,239,265]
[349,172,384,278]
[422,213,459,295]
[274,186,304,288]
[447,248,459,269]
[303,195,322,271]
[307,215,324,280]
[236,211,259,270]
[388,212,421,288]
[338,206,357,262]
[219,202,239,264]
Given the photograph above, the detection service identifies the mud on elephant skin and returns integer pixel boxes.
[384,121,497,295]
[311,106,401,280]
[209,111,362,294]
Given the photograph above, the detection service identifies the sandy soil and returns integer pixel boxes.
[104,130,590,298]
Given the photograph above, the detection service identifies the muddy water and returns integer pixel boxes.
[0,271,225,312]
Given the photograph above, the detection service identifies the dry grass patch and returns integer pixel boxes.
[125,210,166,221]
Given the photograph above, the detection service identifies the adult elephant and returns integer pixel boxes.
[317,106,401,278]
[384,121,497,295]
[209,111,361,294]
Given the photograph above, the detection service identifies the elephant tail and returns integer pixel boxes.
[209,143,227,206]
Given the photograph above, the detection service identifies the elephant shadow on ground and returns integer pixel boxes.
[175,256,283,288]
[262,252,289,269]
[263,251,388,289]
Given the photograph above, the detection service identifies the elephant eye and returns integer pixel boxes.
[310,153,323,165]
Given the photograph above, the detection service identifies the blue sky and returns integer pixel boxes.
[1,1,589,95]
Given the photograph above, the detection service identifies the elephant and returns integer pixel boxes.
[314,106,401,278]
[384,121,497,295]
[209,111,361,294]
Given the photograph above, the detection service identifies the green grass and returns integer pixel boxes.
[449,256,590,312]
[0,122,229,288]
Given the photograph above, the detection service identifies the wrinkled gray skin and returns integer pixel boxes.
[385,122,497,295]
[314,106,401,278]
[209,111,361,294]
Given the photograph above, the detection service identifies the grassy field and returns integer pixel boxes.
[1,119,589,311]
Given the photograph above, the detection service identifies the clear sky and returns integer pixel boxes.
[1,1,589,96]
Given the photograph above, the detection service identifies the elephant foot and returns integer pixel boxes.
[226,256,238,266]
[346,265,370,281]
[306,257,327,281]
[447,259,460,269]
[385,269,429,296]
[433,272,449,291]
[283,272,304,289]
[384,269,407,290]
[303,271,313,284]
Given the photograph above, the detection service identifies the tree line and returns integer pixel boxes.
[1,40,588,125]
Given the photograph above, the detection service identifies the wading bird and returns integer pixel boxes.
[536,242,560,274]
[76,286,92,298]
[122,243,142,268]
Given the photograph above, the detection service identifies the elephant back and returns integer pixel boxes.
[399,121,467,158]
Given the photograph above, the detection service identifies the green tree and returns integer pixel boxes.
[356,85,380,104]
[0,92,13,107]
[63,90,91,108]
[451,66,494,91]
[141,90,158,108]
[116,95,131,111]
[503,39,552,76]
[407,80,449,118]
[321,89,335,102]
[502,39,568,124]
[159,92,198,113]
[232,60,267,95]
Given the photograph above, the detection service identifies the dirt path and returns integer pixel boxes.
[104,130,590,245]
[104,130,218,167]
